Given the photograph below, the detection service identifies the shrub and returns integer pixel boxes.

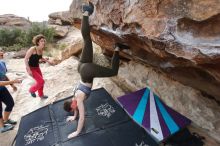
[0,28,22,47]
[5,44,23,52]
[0,23,55,51]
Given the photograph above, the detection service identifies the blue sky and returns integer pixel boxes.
[0,0,72,22]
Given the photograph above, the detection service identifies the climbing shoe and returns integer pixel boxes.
[30,92,36,98]
[4,119,17,125]
[0,124,14,133]
[82,2,94,15]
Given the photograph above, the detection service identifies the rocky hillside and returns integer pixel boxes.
[0,14,31,29]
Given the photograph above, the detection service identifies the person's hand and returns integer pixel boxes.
[42,58,55,66]
[68,131,79,139]
[26,67,32,76]
[66,116,76,122]
[45,57,49,60]
[13,79,22,84]
[41,58,49,63]
[11,84,17,92]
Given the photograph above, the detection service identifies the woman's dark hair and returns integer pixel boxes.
[63,101,72,112]
[32,34,45,46]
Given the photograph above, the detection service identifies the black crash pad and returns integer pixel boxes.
[14,88,158,146]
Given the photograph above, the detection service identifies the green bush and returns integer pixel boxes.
[0,23,55,51]
[5,44,23,52]
[0,28,23,47]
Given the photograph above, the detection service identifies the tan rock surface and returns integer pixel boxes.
[0,14,31,29]
[68,0,220,103]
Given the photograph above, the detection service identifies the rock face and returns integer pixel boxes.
[48,25,69,37]
[69,0,220,103]
[0,14,31,29]
[48,11,73,38]
[48,11,73,25]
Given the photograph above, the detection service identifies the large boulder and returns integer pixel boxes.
[69,0,220,103]
[48,25,69,37]
[48,11,73,25]
[0,14,31,29]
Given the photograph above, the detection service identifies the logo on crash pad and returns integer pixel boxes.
[96,103,115,118]
[135,141,149,146]
[24,125,49,145]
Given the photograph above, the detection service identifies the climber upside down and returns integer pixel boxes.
[62,2,130,139]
